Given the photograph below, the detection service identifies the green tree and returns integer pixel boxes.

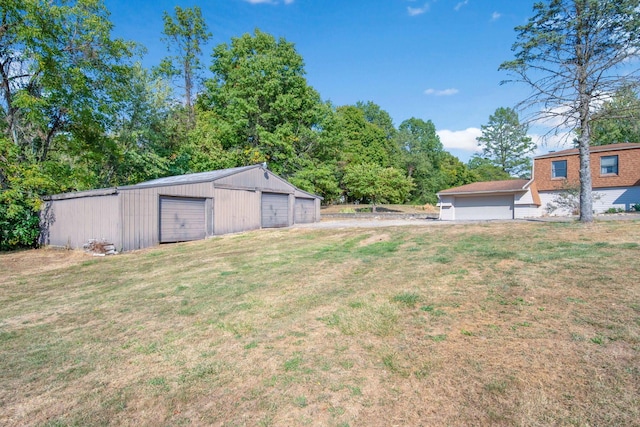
[500,0,640,222]
[158,6,211,124]
[105,64,174,186]
[355,101,397,143]
[0,0,134,163]
[0,0,135,249]
[467,156,512,182]
[335,105,396,167]
[438,153,477,190]
[476,107,535,178]
[198,29,324,176]
[395,117,446,203]
[289,162,341,204]
[342,163,414,211]
[591,86,640,145]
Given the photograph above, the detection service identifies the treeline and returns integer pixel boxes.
[0,2,494,249]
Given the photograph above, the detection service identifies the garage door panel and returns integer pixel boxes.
[160,197,206,243]
[455,195,514,220]
[262,193,289,228]
[294,198,315,224]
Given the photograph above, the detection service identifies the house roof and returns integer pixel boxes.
[46,164,321,201]
[437,179,531,196]
[127,164,261,189]
[534,142,640,159]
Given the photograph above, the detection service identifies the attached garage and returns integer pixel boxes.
[437,179,540,221]
[41,164,322,252]
[453,195,514,220]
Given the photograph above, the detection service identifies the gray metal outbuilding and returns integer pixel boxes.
[40,164,322,252]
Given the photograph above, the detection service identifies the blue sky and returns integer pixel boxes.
[104,0,561,162]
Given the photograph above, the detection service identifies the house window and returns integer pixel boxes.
[600,155,618,175]
[551,160,567,178]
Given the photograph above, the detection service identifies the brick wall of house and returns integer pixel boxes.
[534,147,640,191]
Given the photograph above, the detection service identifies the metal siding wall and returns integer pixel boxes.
[216,168,294,193]
[43,195,120,249]
[121,183,214,251]
[214,188,261,234]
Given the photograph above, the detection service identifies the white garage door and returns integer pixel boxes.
[159,197,206,243]
[294,198,315,224]
[261,193,289,228]
[454,195,514,220]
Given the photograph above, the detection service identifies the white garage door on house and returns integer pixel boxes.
[159,196,207,243]
[261,193,289,228]
[454,195,514,220]
[294,198,315,224]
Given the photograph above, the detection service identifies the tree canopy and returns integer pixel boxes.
[591,86,640,145]
[476,107,535,178]
[157,6,211,124]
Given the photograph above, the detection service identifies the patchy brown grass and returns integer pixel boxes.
[1,220,639,426]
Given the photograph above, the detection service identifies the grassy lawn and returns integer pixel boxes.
[1,221,639,426]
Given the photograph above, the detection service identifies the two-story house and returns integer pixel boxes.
[437,142,640,220]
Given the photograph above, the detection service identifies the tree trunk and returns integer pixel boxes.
[577,130,593,222]
[575,1,593,223]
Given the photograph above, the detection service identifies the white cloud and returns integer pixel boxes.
[437,128,482,151]
[491,11,502,21]
[424,88,459,96]
[454,1,469,11]
[530,132,573,158]
[408,4,430,16]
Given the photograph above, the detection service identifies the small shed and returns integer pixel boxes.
[437,179,541,220]
[41,164,322,251]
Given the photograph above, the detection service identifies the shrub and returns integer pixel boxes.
[605,207,624,214]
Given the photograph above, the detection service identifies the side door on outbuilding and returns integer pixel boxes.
[454,195,514,220]
[261,193,289,228]
[294,198,315,224]
[159,196,207,243]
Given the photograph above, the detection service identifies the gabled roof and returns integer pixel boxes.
[437,179,531,196]
[127,164,261,189]
[534,142,640,159]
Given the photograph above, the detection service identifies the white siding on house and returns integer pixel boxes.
[514,205,542,219]
[593,186,640,212]
[438,196,455,221]
[540,186,640,215]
